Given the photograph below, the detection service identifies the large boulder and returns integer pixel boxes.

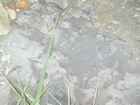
[0,3,11,35]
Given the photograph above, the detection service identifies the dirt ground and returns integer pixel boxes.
[0,0,140,105]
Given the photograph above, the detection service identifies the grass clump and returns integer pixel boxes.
[0,14,59,105]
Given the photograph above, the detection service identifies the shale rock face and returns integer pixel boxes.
[0,0,140,105]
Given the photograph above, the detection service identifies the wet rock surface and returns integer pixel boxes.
[0,0,140,105]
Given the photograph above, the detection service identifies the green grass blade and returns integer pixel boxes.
[31,82,53,105]
[0,71,29,105]
[16,74,26,105]
[7,77,35,102]
[35,15,59,105]
[17,69,35,105]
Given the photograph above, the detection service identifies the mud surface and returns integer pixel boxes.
[0,0,140,105]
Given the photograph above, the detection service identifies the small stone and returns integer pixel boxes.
[16,0,29,9]
[6,8,16,20]
[37,25,49,34]
[16,8,20,12]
